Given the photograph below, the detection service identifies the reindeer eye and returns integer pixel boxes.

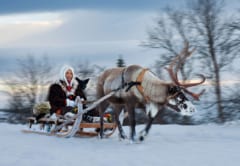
[177,96,184,102]
[178,93,188,102]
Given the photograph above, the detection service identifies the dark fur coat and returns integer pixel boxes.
[47,78,94,115]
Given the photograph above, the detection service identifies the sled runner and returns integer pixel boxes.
[22,116,117,137]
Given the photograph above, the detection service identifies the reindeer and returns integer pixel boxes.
[96,43,205,142]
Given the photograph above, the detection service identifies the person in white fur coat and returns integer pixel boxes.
[58,65,80,107]
[48,65,100,122]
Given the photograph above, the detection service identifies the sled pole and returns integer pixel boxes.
[63,102,84,138]
[65,91,117,138]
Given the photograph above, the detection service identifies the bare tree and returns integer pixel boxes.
[221,83,240,121]
[75,60,95,78]
[93,64,106,74]
[75,60,108,79]
[6,55,52,123]
[187,0,240,122]
[143,0,240,122]
[142,7,195,81]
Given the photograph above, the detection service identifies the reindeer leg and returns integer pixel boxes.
[139,103,161,142]
[113,106,127,140]
[139,115,154,142]
[126,104,136,142]
[99,101,109,139]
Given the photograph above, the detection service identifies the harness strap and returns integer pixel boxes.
[136,68,150,102]
[125,81,141,92]
[121,68,141,92]
[120,67,150,102]
[121,68,126,89]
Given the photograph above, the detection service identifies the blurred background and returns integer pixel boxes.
[0,0,239,124]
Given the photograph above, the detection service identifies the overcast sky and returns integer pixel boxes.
[0,0,186,74]
[0,0,239,108]
[0,0,239,73]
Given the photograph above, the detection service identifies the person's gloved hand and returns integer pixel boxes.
[66,99,75,107]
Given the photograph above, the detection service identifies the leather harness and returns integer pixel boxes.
[120,67,150,102]
[120,67,181,104]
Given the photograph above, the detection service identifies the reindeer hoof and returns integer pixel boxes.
[139,136,145,142]
[139,130,147,141]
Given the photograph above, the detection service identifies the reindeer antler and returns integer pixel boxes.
[165,42,206,100]
[181,74,206,88]
[183,88,206,101]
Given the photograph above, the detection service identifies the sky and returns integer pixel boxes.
[0,0,239,108]
[0,0,184,75]
[0,0,239,73]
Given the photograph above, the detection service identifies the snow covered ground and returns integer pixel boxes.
[0,123,240,166]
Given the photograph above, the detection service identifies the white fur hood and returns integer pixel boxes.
[59,65,75,86]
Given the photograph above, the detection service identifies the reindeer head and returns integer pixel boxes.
[165,42,206,116]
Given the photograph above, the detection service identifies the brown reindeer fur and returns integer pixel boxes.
[96,65,173,140]
[97,65,171,104]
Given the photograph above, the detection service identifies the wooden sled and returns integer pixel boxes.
[23,90,123,138]
[22,117,117,138]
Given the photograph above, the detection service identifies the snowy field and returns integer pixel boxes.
[0,123,240,166]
